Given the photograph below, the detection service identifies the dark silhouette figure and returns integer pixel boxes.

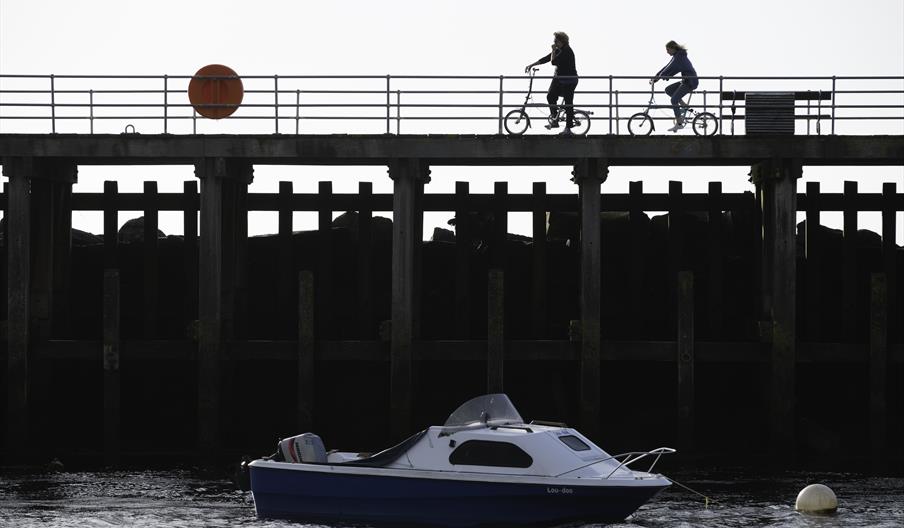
[525,31,578,135]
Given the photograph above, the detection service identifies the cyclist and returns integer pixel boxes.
[650,40,698,132]
[524,32,578,136]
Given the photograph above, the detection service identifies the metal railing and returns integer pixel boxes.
[0,73,902,135]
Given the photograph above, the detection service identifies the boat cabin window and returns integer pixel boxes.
[448,440,533,468]
[558,435,591,452]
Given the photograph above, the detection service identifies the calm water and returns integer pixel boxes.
[0,468,901,528]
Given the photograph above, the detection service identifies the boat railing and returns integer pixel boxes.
[603,447,677,479]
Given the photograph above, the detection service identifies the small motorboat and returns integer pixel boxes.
[248,393,673,527]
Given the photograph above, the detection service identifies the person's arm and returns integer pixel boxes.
[651,56,677,84]
[525,47,558,72]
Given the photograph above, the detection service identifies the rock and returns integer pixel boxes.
[118,216,165,243]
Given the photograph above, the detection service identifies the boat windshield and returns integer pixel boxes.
[443,394,524,428]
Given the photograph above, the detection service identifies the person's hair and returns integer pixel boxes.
[665,40,686,51]
[554,32,569,45]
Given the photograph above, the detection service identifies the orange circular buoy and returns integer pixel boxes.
[188,64,243,119]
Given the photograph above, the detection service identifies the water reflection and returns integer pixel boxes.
[0,469,900,527]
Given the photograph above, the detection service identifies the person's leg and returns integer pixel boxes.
[547,80,562,121]
[665,82,683,119]
[562,81,577,128]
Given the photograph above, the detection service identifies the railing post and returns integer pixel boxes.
[396,89,401,135]
[386,75,391,134]
[831,75,836,135]
[50,74,56,134]
[498,75,504,135]
[608,75,613,135]
[296,89,301,135]
[89,90,94,135]
[718,76,723,136]
[614,91,620,135]
[274,74,279,134]
[163,75,168,134]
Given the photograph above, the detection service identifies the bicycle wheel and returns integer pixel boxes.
[503,109,530,135]
[570,110,591,136]
[628,113,654,136]
[692,112,718,136]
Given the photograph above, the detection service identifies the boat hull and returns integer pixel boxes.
[250,463,668,527]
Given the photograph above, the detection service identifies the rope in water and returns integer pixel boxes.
[667,477,716,508]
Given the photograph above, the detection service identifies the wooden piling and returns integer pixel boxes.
[298,270,315,432]
[628,181,645,336]
[183,181,198,331]
[487,269,504,393]
[804,181,821,340]
[758,159,800,459]
[707,182,724,338]
[869,273,887,463]
[4,157,32,455]
[454,181,471,338]
[50,178,73,337]
[278,181,294,337]
[317,181,334,338]
[103,181,119,269]
[881,183,897,344]
[492,181,508,271]
[357,182,374,338]
[389,158,426,439]
[677,271,695,452]
[103,269,121,465]
[531,182,547,338]
[574,159,607,440]
[29,177,54,340]
[196,158,225,452]
[413,177,425,340]
[234,177,250,339]
[142,180,159,338]
[668,181,683,335]
[842,180,857,340]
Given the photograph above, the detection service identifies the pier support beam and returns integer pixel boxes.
[573,158,608,441]
[194,158,253,453]
[388,158,429,440]
[752,159,800,460]
[3,157,76,458]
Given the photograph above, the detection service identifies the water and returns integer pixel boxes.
[0,469,901,527]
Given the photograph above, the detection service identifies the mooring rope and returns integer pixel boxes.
[666,477,716,508]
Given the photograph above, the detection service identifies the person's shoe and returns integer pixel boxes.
[544,118,560,129]
[668,120,686,132]
[558,127,575,136]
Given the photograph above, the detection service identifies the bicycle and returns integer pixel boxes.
[503,68,592,136]
[627,83,718,136]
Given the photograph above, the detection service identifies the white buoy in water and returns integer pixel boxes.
[795,483,838,514]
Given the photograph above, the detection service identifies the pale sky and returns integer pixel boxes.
[1,0,902,241]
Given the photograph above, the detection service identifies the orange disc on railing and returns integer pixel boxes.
[188,64,243,119]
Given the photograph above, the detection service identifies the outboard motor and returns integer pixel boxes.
[278,433,327,463]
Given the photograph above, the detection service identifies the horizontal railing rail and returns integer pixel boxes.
[1,73,902,135]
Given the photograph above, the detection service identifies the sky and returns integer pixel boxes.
[0,0,902,241]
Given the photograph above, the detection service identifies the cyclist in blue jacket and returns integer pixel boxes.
[650,41,698,132]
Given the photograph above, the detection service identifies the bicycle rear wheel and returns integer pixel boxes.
[570,110,591,136]
[628,113,654,136]
[692,112,718,136]
[503,109,530,135]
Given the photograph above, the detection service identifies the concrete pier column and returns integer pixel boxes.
[388,158,429,440]
[573,158,608,441]
[752,159,800,460]
[194,158,253,453]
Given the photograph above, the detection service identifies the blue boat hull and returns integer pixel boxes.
[250,464,668,527]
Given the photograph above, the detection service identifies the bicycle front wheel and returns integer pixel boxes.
[628,113,654,136]
[503,109,530,135]
[571,110,591,136]
[692,112,718,136]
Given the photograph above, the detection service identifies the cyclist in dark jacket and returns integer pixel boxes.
[525,32,578,135]
[651,40,698,131]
